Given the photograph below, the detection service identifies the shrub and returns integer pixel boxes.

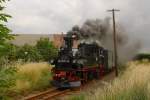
[36,38,58,61]
[0,56,9,67]
[0,66,17,99]
[134,53,150,61]
[6,44,18,61]
[16,44,43,62]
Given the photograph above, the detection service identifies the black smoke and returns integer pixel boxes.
[68,17,141,64]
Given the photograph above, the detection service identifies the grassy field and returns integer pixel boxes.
[70,60,150,100]
[1,60,150,100]
[0,62,52,99]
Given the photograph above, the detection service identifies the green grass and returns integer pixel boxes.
[70,94,85,100]
[0,66,17,100]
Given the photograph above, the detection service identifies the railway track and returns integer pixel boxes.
[23,71,115,100]
[24,88,70,100]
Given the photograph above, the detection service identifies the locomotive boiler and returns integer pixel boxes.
[51,33,114,88]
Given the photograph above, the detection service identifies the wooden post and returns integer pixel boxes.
[107,9,120,77]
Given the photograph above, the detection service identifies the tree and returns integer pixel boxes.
[36,38,58,61]
[0,0,13,57]
[4,44,18,61]
[17,44,42,62]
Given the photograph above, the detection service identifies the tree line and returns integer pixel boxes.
[0,0,58,65]
[0,37,58,65]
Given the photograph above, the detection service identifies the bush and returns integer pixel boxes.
[134,53,150,61]
[0,56,9,67]
[6,44,18,61]
[0,43,20,66]
[0,66,17,99]
[16,44,43,62]
[36,38,58,61]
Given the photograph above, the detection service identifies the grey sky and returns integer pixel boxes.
[5,0,150,52]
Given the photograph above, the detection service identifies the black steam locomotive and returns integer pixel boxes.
[51,33,114,88]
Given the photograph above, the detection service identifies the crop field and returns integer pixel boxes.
[69,60,150,100]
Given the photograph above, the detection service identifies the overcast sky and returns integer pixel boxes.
[4,0,150,52]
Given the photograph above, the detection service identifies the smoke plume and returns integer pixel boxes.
[68,17,141,64]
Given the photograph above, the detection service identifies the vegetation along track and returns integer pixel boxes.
[24,88,70,100]
[24,71,115,100]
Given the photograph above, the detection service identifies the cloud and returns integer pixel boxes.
[4,0,150,51]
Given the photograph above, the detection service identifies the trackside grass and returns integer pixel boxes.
[14,62,52,92]
[0,62,53,99]
[70,60,150,100]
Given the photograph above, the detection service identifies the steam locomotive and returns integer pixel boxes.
[51,33,114,88]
